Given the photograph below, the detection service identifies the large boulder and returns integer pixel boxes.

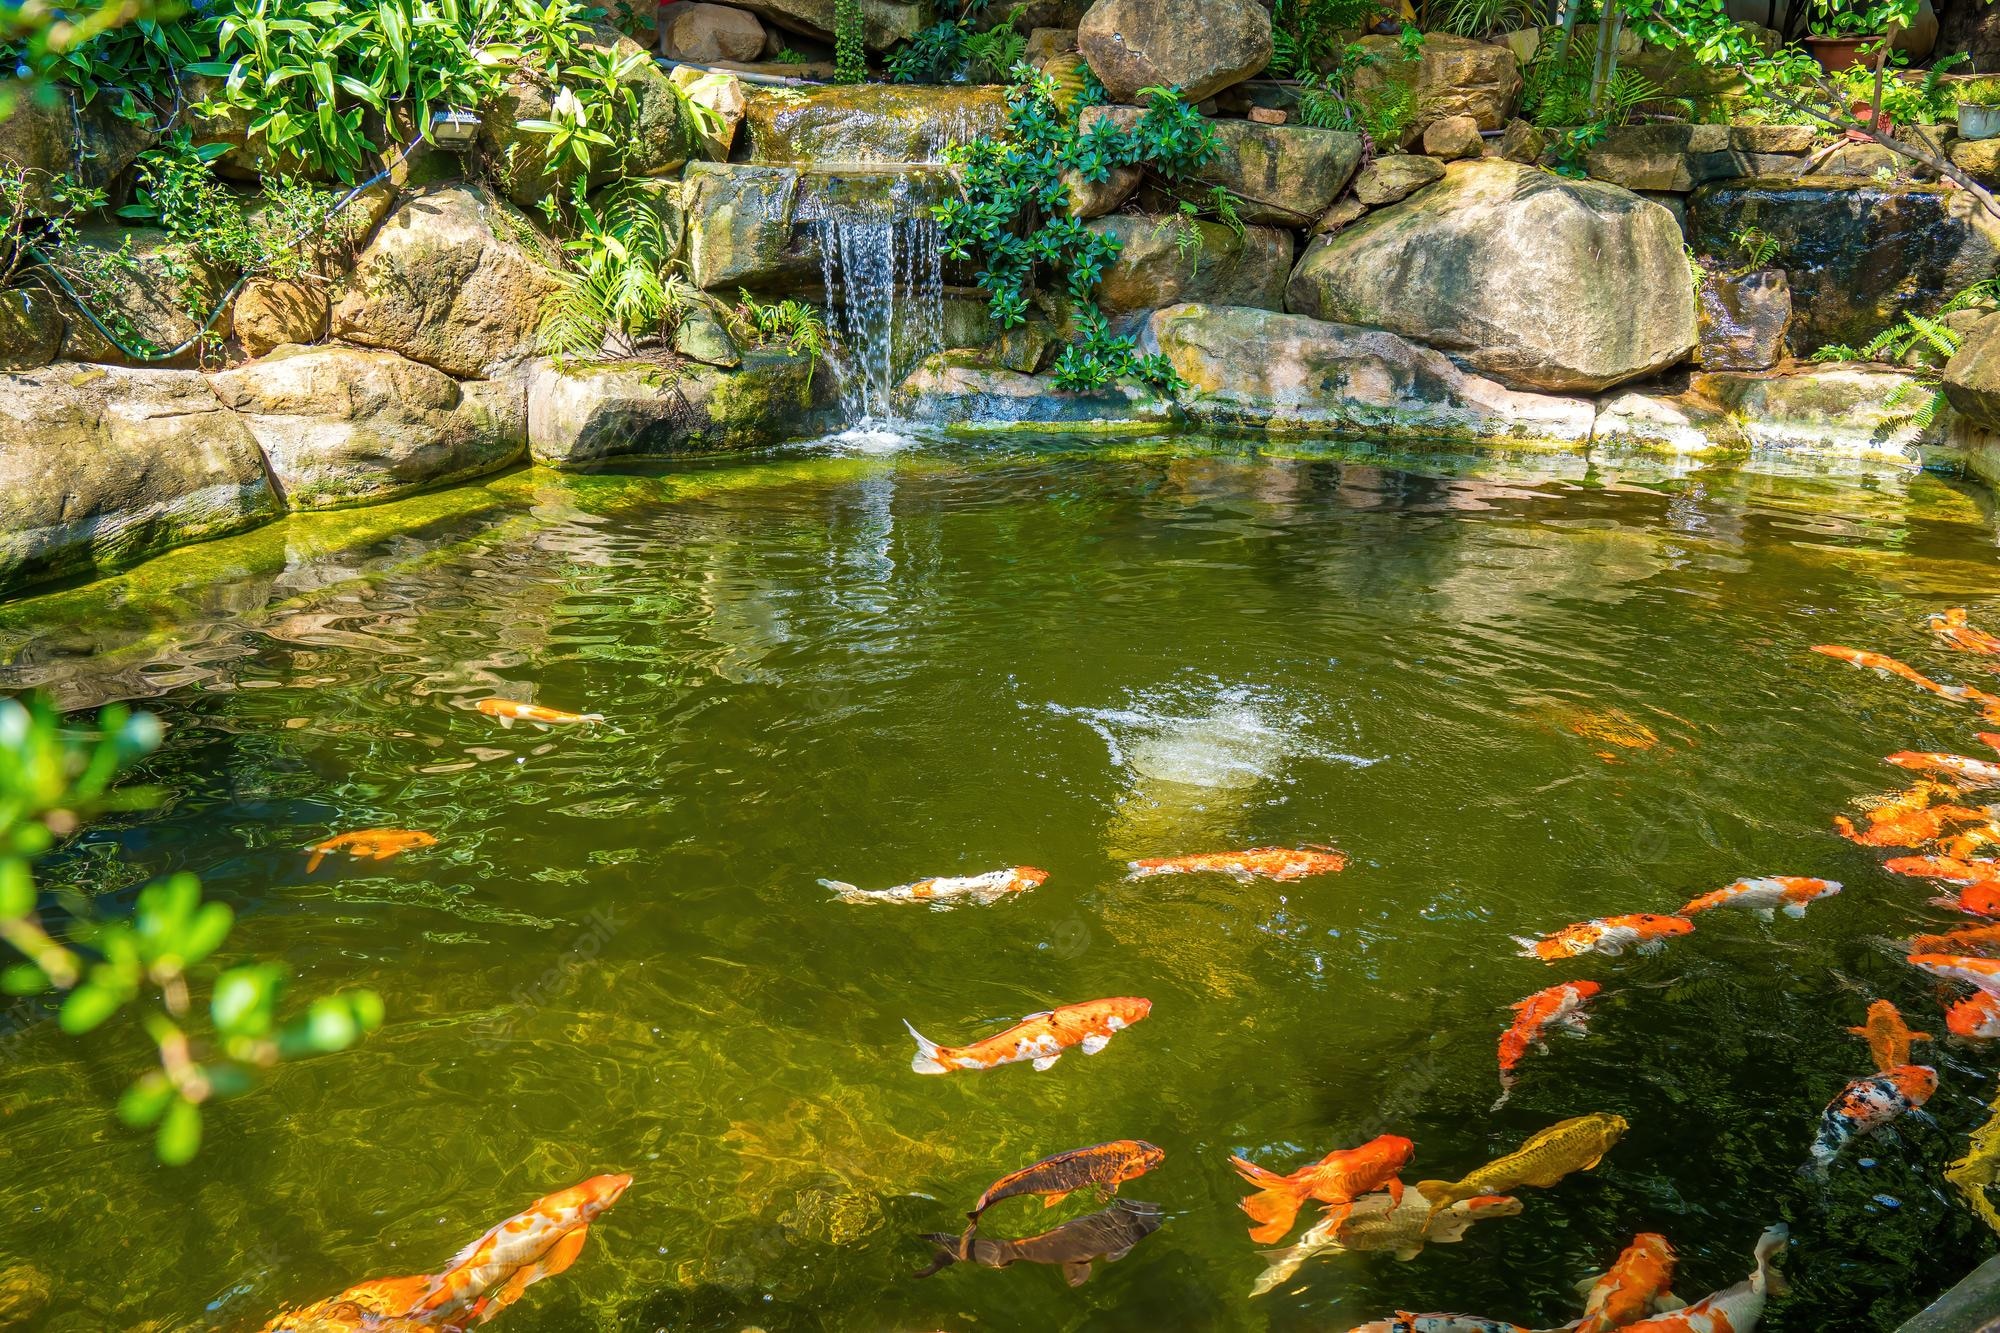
[331,183,563,380]
[1351,153,1444,206]
[1697,268,1789,371]
[678,162,955,291]
[233,278,330,358]
[737,84,1010,164]
[1141,303,1595,444]
[892,350,1176,425]
[1592,387,1748,454]
[1090,215,1291,317]
[0,365,279,595]
[1079,107,1362,227]
[0,289,65,370]
[207,346,527,509]
[1076,0,1272,104]
[660,2,769,60]
[1349,33,1520,141]
[729,0,931,50]
[1694,365,1964,461]
[527,350,835,464]
[1287,160,1695,393]
[0,85,157,207]
[1688,178,2000,355]
[1946,318,2000,431]
[59,226,235,369]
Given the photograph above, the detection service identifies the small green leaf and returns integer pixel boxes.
[0,859,32,918]
[59,983,123,1034]
[156,1098,202,1165]
[305,996,358,1051]
[0,963,48,995]
[118,1073,174,1128]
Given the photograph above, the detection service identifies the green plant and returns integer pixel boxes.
[0,696,382,1164]
[1440,0,1529,41]
[773,45,809,63]
[1960,77,2000,107]
[1,10,202,124]
[1806,0,1901,37]
[1292,34,1425,144]
[888,6,1025,84]
[725,290,832,384]
[834,0,867,83]
[536,179,694,364]
[1732,224,1780,269]
[0,165,148,348]
[1268,0,1388,78]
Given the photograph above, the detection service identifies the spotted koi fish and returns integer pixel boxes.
[1344,1314,1539,1333]
[1814,646,2000,721]
[1908,951,2000,997]
[475,699,605,729]
[1950,992,2000,1041]
[1849,999,1930,1073]
[1805,1066,1936,1177]
[306,828,437,874]
[257,1174,631,1332]
[1615,1226,1788,1333]
[1888,751,2000,787]
[1930,608,2000,655]
[821,866,1047,908]
[967,1139,1164,1220]
[905,996,1150,1075]
[1126,845,1347,883]
[1677,876,1841,920]
[1249,1190,1520,1296]
[1514,914,1693,962]
[1495,980,1600,1109]
[1230,1134,1413,1245]
[1576,1233,1679,1333]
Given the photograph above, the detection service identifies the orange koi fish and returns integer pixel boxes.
[1230,1134,1413,1245]
[1951,992,2000,1041]
[1909,952,2000,997]
[1616,1226,1788,1333]
[1848,999,1930,1073]
[1888,751,2000,786]
[1495,980,1601,1109]
[1514,914,1694,962]
[1576,1233,1678,1333]
[1807,1066,1936,1176]
[1126,846,1347,883]
[1884,856,2000,914]
[306,828,437,874]
[1814,645,2000,721]
[905,996,1150,1074]
[1836,796,1990,849]
[1908,922,2000,956]
[821,866,1047,908]
[1677,876,1841,920]
[257,1174,630,1332]
[968,1140,1164,1220]
[1931,608,2000,655]
[475,699,605,729]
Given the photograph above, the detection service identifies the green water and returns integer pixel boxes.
[3,435,2000,1333]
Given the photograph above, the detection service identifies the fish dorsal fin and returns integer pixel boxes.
[1021,1009,1055,1022]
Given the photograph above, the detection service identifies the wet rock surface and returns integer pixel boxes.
[1698,268,1791,371]
[527,351,835,464]
[1090,215,1293,317]
[737,84,1009,164]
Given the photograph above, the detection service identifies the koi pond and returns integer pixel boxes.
[5,434,2000,1332]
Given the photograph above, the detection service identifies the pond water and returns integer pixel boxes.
[3,434,2000,1332]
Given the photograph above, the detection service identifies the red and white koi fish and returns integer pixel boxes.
[1616,1226,1788,1333]
[1908,952,2000,997]
[1814,646,2000,721]
[1230,1134,1413,1245]
[257,1174,631,1332]
[1888,751,2000,786]
[1908,922,2000,956]
[306,828,437,874]
[1126,846,1347,883]
[475,699,605,729]
[1931,608,2000,656]
[1495,980,1600,1109]
[905,996,1150,1074]
[1677,876,1841,920]
[1514,914,1693,962]
[820,866,1047,908]
[1806,1066,1937,1177]
[1951,992,2000,1041]
[1849,999,1930,1073]
[1576,1233,1680,1333]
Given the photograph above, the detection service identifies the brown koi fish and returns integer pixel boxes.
[306,829,437,874]
[915,1198,1164,1286]
[968,1140,1165,1221]
[1249,1190,1520,1296]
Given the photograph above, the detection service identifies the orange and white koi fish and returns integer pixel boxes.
[1677,876,1841,920]
[1344,1315,1541,1333]
[1514,914,1694,962]
[257,1174,631,1332]
[1836,789,1990,848]
[1888,751,2000,786]
[1616,1226,1788,1333]
[905,996,1150,1074]
[1931,608,2000,655]
[1884,856,2000,915]
[1495,980,1600,1109]
[1806,1066,1937,1176]
[1951,992,2000,1041]
[1249,1191,1520,1295]
[821,866,1047,908]
[1849,999,1930,1073]
[1126,846,1347,883]
[1909,922,2000,956]
[1576,1233,1679,1333]
[1814,646,2000,721]
[475,699,605,729]
[306,828,437,874]
[1908,952,2000,997]
[1230,1134,1413,1245]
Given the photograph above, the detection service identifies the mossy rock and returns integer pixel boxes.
[738,84,1010,164]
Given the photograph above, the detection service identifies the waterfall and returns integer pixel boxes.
[805,172,947,434]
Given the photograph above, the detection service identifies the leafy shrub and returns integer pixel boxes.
[724,291,832,384]
[834,0,867,83]
[1269,0,1388,78]
[535,180,695,364]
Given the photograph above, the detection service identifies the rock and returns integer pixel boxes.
[1143,303,1595,443]
[1688,177,2000,354]
[673,306,743,367]
[1731,123,1815,153]
[680,163,812,290]
[331,182,562,380]
[0,365,279,595]
[1350,32,1520,141]
[1089,214,1292,316]
[660,2,769,60]
[1498,118,1545,163]
[892,350,1175,426]
[1698,268,1790,371]
[0,289,65,370]
[1640,190,1688,233]
[1818,142,1900,177]
[1078,106,1362,226]
[1583,122,1730,192]
[1350,154,1444,206]
[527,350,835,465]
[1287,160,1696,393]
[0,86,157,207]
[1025,26,1077,61]
[206,346,526,509]
[233,279,329,358]
[669,65,748,160]
[1950,136,2000,188]
[729,0,931,50]
[989,317,1063,373]
[1944,305,1999,341]
[1076,0,1272,104]
[737,84,1011,164]
[1248,106,1287,125]
[1592,387,1748,453]
[1064,163,1144,218]
[1422,114,1483,161]
[1315,196,1368,234]
[60,226,234,369]
[1695,365,1960,459]
[1945,316,2000,431]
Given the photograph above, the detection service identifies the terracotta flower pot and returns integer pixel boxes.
[1805,33,1885,73]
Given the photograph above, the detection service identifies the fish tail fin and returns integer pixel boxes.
[819,878,867,903]
[904,1020,951,1075]
[1754,1224,1791,1298]
[1242,1193,1302,1246]
[913,1235,961,1279]
[1247,1242,1310,1298]
[1491,1083,1512,1112]
[1228,1155,1291,1190]
[305,851,326,874]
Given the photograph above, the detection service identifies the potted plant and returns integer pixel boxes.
[1803,0,1892,74]
[1960,78,2000,141]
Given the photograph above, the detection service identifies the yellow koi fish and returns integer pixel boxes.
[1419,1114,1627,1224]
